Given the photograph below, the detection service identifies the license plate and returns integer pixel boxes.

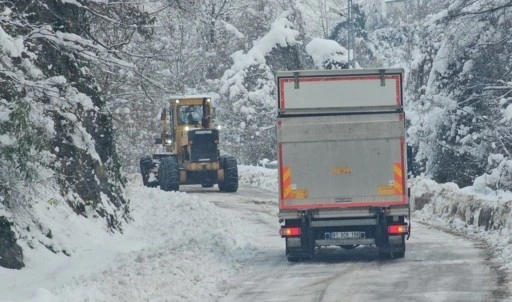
[325,232,365,239]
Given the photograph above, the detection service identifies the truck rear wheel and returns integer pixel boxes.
[287,256,300,262]
[139,156,153,187]
[394,238,406,258]
[378,236,405,259]
[218,156,238,192]
[159,156,180,191]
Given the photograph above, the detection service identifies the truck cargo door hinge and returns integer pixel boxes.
[379,69,386,86]
[293,72,299,89]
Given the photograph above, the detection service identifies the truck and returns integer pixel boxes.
[276,69,410,261]
[139,96,239,192]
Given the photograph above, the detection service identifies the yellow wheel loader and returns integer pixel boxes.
[139,96,238,192]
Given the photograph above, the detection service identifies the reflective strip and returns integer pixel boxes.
[282,166,292,199]
[394,162,403,194]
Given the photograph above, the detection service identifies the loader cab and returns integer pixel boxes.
[178,105,203,125]
[160,96,217,159]
[170,97,212,129]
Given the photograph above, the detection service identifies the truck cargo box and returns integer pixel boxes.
[276,69,407,211]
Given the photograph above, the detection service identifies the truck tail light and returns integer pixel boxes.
[388,224,408,235]
[280,227,301,237]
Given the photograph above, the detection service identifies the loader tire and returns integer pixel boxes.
[218,156,238,192]
[139,156,153,187]
[159,156,180,192]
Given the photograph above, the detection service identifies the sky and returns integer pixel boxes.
[1,164,511,301]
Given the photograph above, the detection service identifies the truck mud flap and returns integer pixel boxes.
[286,211,315,260]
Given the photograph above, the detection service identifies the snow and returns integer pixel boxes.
[412,177,512,275]
[221,21,244,39]
[228,11,300,72]
[0,134,15,146]
[1,164,512,301]
[0,102,11,122]
[306,38,348,68]
[59,0,83,7]
[0,26,24,57]
[504,104,512,121]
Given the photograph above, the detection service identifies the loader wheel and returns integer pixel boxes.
[159,156,180,192]
[218,156,238,192]
[139,156,153,187]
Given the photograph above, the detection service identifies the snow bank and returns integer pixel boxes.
[1,168,267,302]
[238,165,278,192]
[412,177,512,272]
[45,183,260,302]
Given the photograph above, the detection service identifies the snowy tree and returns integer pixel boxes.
[0,0,139,268]
[297,0,346,39]
[218,10,306,164]
[406,0,512,187]
[93,1,250,171]
[306,37,348,69]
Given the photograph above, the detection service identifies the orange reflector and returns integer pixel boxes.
[388,224,408,235]
[279,227,301,237]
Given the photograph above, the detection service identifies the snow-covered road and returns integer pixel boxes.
[192,185,509,302]
[1,166,510,301]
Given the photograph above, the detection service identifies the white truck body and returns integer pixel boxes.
[276,69,409,261]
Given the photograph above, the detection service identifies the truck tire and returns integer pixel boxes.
[379,236,405,259]
[159,156,180,191]
[218,156,238,192]
[139,156,153,187]
[394,237,406,258]
[287,256,300,262]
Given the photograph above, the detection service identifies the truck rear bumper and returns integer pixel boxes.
[315,238,375,246]
[278,205,409,220]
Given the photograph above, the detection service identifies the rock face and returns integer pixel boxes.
[0,217,24,269]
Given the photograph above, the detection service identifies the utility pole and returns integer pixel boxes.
[330,0,355,69]
[347,0,354,68]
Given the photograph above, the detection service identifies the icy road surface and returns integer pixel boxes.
[187,185,510,302]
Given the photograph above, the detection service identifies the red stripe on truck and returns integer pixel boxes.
[278,142,285,207]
